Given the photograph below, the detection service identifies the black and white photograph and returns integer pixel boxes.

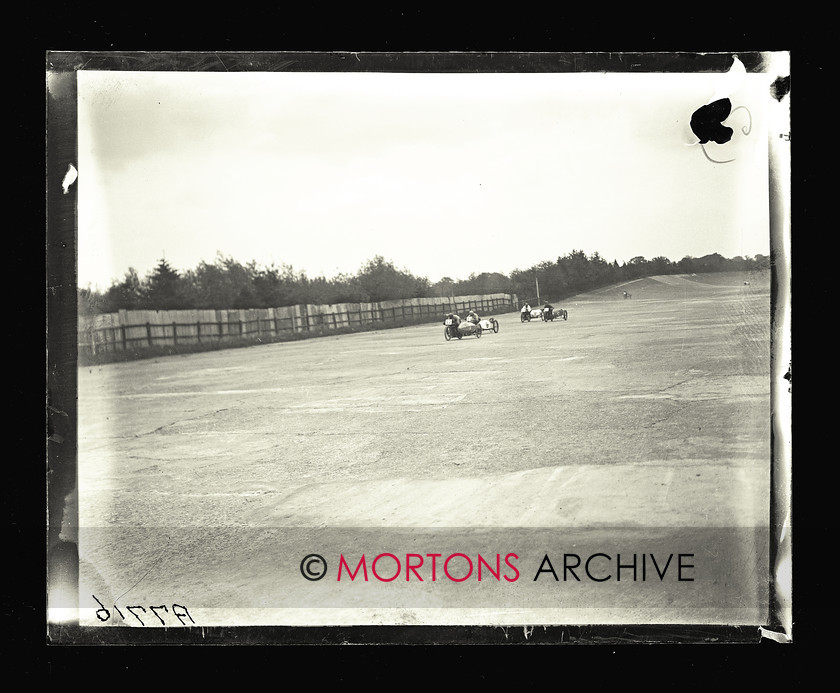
[46,51,791,643]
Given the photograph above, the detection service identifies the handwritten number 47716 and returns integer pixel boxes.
[93,595,195,626]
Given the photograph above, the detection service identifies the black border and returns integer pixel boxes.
[44,50,793,657]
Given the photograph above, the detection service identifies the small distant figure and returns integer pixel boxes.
[623,291,632,299]
[744,281,750,286]
[521,302,531,314]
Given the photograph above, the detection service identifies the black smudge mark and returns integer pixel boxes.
[771,75,791,102]
[690,98,734,145]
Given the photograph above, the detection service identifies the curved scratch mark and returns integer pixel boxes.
[729,105,753,135]
[700,144,735,164]
[115,536,170,602]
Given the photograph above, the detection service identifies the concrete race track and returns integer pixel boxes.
[70,272,773,628]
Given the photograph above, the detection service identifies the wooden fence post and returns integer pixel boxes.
[146,322,153,347]
[172,322,178,345]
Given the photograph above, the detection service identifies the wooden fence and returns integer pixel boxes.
[78,294,518,357]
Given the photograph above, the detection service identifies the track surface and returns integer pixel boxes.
[71,272,772,628]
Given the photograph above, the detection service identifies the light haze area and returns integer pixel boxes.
[77,66,771,291]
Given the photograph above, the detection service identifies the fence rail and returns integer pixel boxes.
[78,294,517,357]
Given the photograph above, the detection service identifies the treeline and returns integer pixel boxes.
[510,251,770,303]
[78,250,770,316]
[79,254,433,316]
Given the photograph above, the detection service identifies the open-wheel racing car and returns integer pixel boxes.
[478,317,500,334]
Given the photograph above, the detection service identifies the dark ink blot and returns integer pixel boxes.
[690,98,733,145]
[771,75,791,102]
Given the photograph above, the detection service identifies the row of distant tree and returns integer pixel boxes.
[510,251,770,304]
[78,251,770,316]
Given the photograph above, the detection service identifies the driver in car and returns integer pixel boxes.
[543,302,554,319]
[466,309,479,324]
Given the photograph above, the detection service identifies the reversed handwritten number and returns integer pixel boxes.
[172,604,195,625]
[127,605,146,626]
[93,594,110,622]
[92,595,194,626]
[150,605,168,625]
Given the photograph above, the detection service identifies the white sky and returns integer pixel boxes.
[77,62,775,291]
